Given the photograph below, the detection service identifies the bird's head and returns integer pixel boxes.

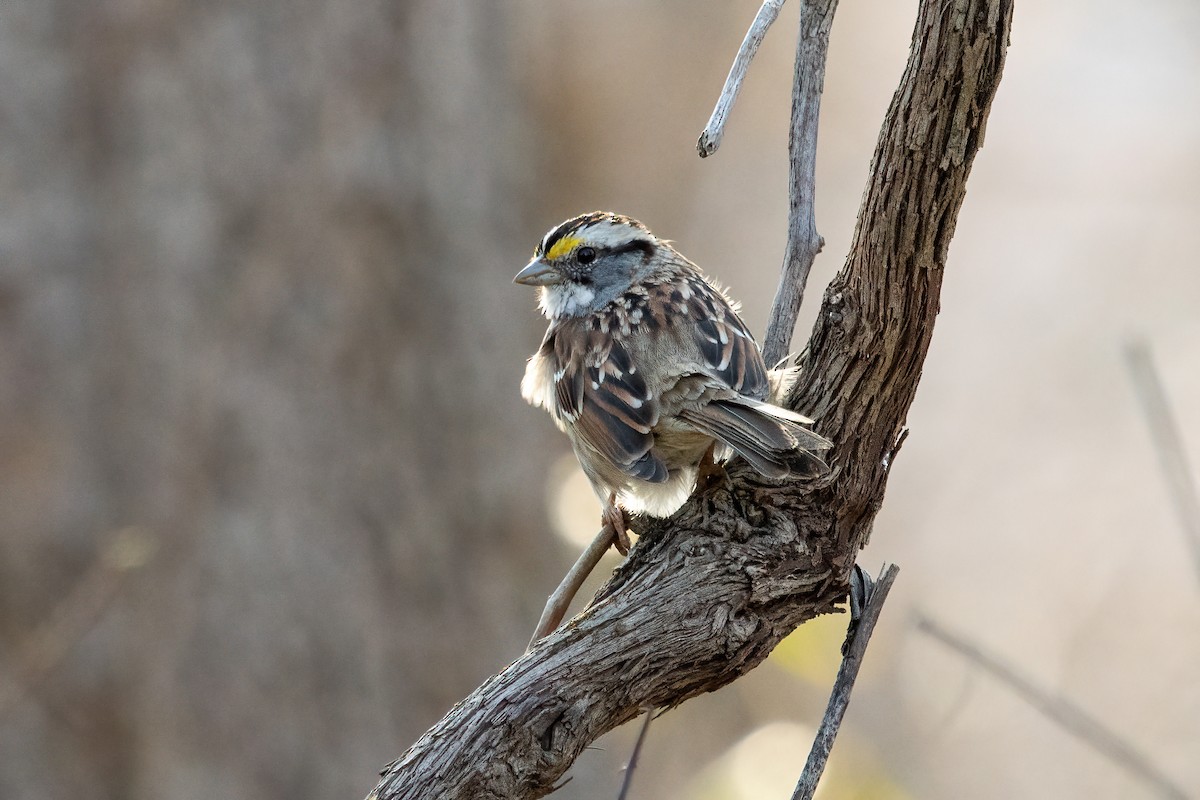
[514,212,664,319]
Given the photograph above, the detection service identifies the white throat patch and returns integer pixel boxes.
[539,283,596,318]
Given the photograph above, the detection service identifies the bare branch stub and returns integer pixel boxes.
[697,0,787,158]
[616,708,656,800]
[369,2,1012,798]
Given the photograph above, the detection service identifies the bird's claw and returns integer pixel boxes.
[602,499,631,556]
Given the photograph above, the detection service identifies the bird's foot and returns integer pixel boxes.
[601,496,632,556]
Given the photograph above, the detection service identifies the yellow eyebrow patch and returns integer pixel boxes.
[546,235,583,262]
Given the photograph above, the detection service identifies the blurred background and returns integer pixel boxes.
[2,1,1198,798]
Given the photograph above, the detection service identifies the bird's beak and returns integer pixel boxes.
[513,258,561,287]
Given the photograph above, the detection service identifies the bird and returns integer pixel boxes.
[514,212,831,554]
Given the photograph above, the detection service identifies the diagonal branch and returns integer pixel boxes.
[915,614,1190,800]
[0,526,156,725]
[791,563,898,800]
[368,2,1012,798]
[1124,339,1200,587]
[697,0,788,159]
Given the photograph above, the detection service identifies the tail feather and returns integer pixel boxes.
[679,398,831,480]
[737,397,831,455]
[682,406,792,478]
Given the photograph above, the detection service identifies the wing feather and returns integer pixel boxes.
[549,320,667,484]
[676,274,768,398]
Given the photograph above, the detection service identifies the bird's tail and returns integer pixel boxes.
[679,397,831,479]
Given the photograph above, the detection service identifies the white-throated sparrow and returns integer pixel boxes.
[515,212,831,553]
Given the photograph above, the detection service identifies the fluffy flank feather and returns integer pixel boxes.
[520,350,557,411]
[766,364,800,407]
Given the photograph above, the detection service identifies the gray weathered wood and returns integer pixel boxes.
[762,0,838,367]
[369,1,1013,797]
[697,0,788,158]
[791,564,898,800]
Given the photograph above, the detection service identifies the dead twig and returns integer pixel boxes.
[791,564,898,800]
[914,613,1189,800]
[528,527,618,649]
[697,0,788,158]
[616,707,657,800]
[0,526,157,722]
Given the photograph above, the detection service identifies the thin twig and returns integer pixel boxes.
[528,527,617,649]
[616,707,656,800]
[1123,339,1200,587]
[697,0,788,158]
[792,563,899,800]
[914,613,1189,800]
[763,0,838,366]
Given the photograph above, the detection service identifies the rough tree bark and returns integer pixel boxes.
[369,1,1013,797]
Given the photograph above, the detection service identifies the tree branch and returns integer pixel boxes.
[791,563,898,800]
[914,614,1190,800]
[762,0,837,367]
[368,2,1012,797]
[0,526,156,726]
[527,527,617,649]
[697,0,787,158]
[616,708,656,800]
[1124,339,1200,587]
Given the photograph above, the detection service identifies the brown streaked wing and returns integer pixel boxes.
[552,321,668,484]
[683,276,769,398]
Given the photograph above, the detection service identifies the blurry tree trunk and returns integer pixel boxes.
[370,0,1013,797]
[0,3,559,799]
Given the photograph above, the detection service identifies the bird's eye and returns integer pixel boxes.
[576,246,596,265]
